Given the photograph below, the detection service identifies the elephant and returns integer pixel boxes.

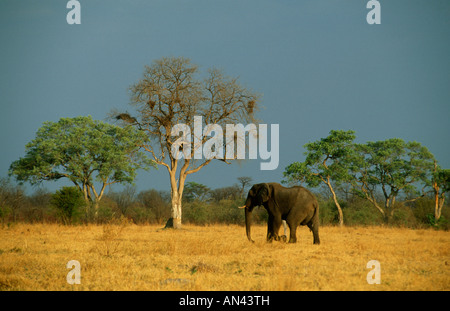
[239,182,320,244]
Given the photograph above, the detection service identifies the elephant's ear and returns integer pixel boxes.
[257,183,271,203]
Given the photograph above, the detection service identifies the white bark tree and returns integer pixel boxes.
[115,57,259,229]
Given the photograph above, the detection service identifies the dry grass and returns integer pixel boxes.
[0,223,448,291]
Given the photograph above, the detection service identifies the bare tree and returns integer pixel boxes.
[108,185,137,216]
[237,176,253,198]
[115,57,260,228]
[138,189,170,224]
[0,177,25,222]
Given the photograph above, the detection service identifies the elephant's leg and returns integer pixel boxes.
[307,220,320,245]
[266,214,274,242]
[267,214,282,242]
[273,217,283,241]
[287,221,297,243]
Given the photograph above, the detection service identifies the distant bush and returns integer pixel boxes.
[212,199,246,224]
[343,197,384,226]
[1,177,448,229]
[410,197,450,230]
[183,199,267,226]
[0,177,26,223]
[318,198,340,226]
[209,185,241,202]
[50,187,84,225]
[24,188,52,223]
[391,205,419,228]
[137,189,171,224]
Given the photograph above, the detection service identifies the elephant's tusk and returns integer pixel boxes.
[238,205,246,209]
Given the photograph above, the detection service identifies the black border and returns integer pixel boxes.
[0,291,443,310]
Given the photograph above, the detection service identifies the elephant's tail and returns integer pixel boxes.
[314,200,319,216]
[310,200,319,229]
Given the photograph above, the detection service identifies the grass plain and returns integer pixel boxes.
[0,222,448,291]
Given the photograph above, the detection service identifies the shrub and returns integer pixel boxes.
[343,197,384,226]
[127,204,156,224]
[184,201,210,225]
[411,198,434,225]
[318,198,340,225]
[50,187,84,224]
[409,197,450,229]
[391,205,418,228]
[183,199,251,225]
[211,199,245,224]
[137,189,171,224]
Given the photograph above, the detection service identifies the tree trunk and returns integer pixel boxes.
[170,196,182,229]
[165,170,184,229]
[433,172,444,223]
[79,183,91,220]
[435,192,444,223]
[433,161,442,222]
[326,180,344,227]
[93,201,99,220]
[383,195,397,225]
[384,210,394,225]
[165,193,183,229]
[90,184,106,221]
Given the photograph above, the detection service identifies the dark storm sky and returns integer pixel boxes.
[1,0,449,193]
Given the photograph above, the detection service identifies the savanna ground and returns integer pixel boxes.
[0,222,448,291]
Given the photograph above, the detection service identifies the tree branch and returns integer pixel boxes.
[185,159,212,175]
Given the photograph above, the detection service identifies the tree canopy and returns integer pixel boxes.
[350,139,435,222]
[283,130,356,226]
[284,130,446,225]
[9,116,154,216]
[115,56,260,228]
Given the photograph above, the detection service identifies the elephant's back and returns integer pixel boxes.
[293,186,318,204]
[275,183,318,205]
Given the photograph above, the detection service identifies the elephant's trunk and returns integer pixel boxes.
[245,208,254,242]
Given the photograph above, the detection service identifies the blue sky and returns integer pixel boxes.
[1,0,449,194]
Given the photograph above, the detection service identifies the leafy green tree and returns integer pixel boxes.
[183,182,210,202]
[9,116,154,217]
[51,187,84,224]
[350,139,435,223]
[283,130,356,226]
